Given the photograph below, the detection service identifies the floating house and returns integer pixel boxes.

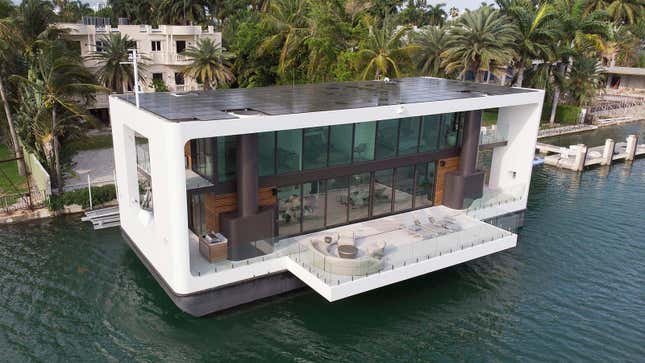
[109,77,544,316]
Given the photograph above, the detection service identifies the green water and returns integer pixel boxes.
[1,124,644,362]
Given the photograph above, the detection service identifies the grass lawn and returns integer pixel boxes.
[67,134,113,153]
[0,143,28,195]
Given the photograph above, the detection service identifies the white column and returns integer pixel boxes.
[573,144,588,171]
[626,135,638,160]
[601,139,615,166]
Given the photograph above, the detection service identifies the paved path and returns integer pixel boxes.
[64,148,115,191]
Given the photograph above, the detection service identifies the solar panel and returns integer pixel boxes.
[115,77,536,122]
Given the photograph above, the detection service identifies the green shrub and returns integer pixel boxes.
[555,104,581,125]
[47,185,117,211]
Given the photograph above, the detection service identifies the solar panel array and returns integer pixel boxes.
[116,77,535,122]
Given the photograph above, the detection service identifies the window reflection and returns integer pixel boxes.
[302,180,326,232]
[217,136,237,182]
[398,117,420,155]
[419,115,441,152]
[277,129,302,174]
[349,172,370,221]
[414,162,436,208]
[375,119,398,160]
[372,169,393,216]
[192,138,215,181]
[278,184,301,236]
[326,176,349,226]
[353,122,375,162]
[303,127,328,170]
[329,124,353,166]
[258,132,275,176]
[394,166,414,211]
[440,113,460,149]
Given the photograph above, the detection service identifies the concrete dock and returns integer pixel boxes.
[536,135,644,171]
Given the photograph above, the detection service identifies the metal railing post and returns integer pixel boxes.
[88,174,93,210]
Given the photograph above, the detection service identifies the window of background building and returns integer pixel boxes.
[217,136,237,182]
[258,132,275,176]
[353,122,375,162]
[176,40,186,53]
[152,73,163,81]
[303,127,328,170]
[398,117,421,155]
[151,40,161,51]
[326,176,349,226]
[302,180,326,232]
[95,41,105,52]
[278,184,301,236]
[277,129,302,174]
[174,72,185,85]
[375,119,399,160]
[328,124,353,166]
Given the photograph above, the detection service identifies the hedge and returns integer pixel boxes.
[541,103,581,125]
[47,184,117,211]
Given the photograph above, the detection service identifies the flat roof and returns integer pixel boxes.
[116,77,536,122]
[603,66,645,76]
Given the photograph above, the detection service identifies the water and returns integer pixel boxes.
[1,124,644,362]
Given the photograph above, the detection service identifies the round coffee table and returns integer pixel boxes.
[338,245,358,259]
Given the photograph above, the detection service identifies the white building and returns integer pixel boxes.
[109,77,544,316]
[57,21,222,110]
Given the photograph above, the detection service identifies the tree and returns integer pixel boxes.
[0,0,14,18]
[13,41,104,193]
[499,1,558,87]
[158,0,206,25]
[0,19,27,176]
[183,38,235,90]
[357,16,416,80]
[442,6,517,82]
[258,0,311,79]
[87,33,146,93]
[425,3,447,26]
[605,0,644,25]
[565,55,603,107]
[413,26,449,77]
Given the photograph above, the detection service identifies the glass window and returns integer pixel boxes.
[372,169,393,216]
[375,119,398,160]
[278,184,301,236]
[190,192,206,236]
[440,113,460,149]
[349,173,370,221]
[353,122,375,162]
[398,117,420,155]
[258,132,275,176]
[303,126,328,170]
[419,115,441,152]
[326,176,349,226]
[414,162,436,208]
[277,129,302,174]
[174,72,185,85]
[217,136,237,182]
[329,124,353,166]
[302,180,326,232]
[393,166,414,212]
[192,138,215,181]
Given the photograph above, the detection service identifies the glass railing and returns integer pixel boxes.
[479,126,508,146]
[466,183,526,218]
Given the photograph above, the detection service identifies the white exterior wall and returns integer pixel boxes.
[110,85,544,295]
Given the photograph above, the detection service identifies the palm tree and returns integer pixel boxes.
[157,0,206,25]
[499,1,558,87]
[425,3,447,26]
[0,19,27,176]
[605,0,644,25]
[564,55,603,106]
[183,38,235,90]
[413,26,449,77]
[258,0,311,77]
[357,16,416,80]
[19,0,56,46]
[13,41,105,192]
[442,7,517,82]
[87,33,146,93]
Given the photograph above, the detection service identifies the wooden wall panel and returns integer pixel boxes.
[203,187,277,233]
[184,142,192,170]
[434,157,460,205]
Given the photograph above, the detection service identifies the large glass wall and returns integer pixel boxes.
[353,122,376,162]
[329,124,353,166]
[375,119,398,160]
[419,115,441,152]
[398,117,420,155]
[217,136,237,182]
[258,132,275,176]
[276,162,438,237]
[277,129,302,174]
[189,192,207,236]
[439,113,460,149]
[192,138,214,180]
[303,127,328,170]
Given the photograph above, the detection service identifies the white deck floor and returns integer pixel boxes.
[188,205,517,301]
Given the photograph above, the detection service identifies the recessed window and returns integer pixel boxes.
[151,40,161,52]
[95,41,104,52]
[176,40,186,53]
[152,73,163,81]
[174,72,185,85]
[353,122,375,162]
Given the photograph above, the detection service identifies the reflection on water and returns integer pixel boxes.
[0,123,644,361]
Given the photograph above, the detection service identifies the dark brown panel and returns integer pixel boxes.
[434,156,460,205]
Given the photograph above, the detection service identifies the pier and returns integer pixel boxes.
[536,135,644,171]
[81,206,120,230]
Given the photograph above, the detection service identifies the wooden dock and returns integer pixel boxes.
[81,206,120,230]
[536,135,643,171]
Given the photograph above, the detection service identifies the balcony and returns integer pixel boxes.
[479,126,508,148]
[188,205,517,302]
